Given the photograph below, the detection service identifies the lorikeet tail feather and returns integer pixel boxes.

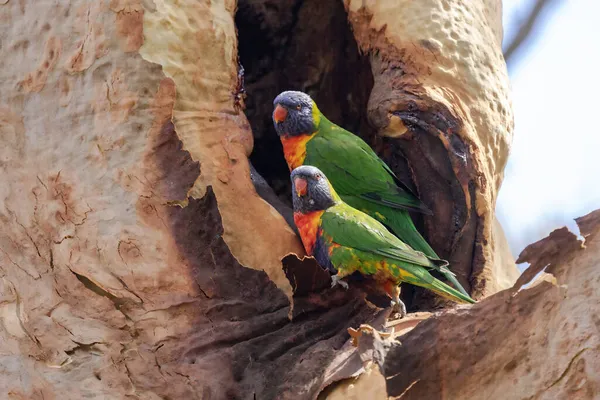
[438,269,471,299]
[385,209,437,258]
[379,208,473,299]
[425,277,476,304]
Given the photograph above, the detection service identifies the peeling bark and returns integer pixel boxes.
[139,0,303,301]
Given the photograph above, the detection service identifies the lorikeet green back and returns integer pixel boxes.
[273,90,470,297]
[290,165,475,307]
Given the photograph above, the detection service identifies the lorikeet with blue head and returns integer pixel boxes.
[273,90,470,298]
[290,165,475,316]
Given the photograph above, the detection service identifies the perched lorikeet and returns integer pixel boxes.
[290,165,476,316]
[273,90,470,297]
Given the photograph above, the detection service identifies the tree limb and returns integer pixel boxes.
[503,0,562,66]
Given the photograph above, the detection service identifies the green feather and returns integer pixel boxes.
[321,204,436,268]
[340,195,470,298]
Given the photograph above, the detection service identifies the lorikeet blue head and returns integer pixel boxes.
[273,91,319,137]
[290,166,338,213]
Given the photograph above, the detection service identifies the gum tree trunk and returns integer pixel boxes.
[4,1,592,400]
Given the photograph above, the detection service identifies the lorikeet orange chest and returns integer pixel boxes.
[293,210,323,255]
[280,133,316,171]
[293,210,338,274]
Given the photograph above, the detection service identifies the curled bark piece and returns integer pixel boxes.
[512,226,583,293]
[575,209,600,240]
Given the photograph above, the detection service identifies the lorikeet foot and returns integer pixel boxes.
[390,299,407,319]
[331,274,349,290]
[385,282,406,319]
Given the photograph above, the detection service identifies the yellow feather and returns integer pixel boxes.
[311,100,321,126]
[398,268,416,280]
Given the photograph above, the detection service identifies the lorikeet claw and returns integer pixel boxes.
[331,275,349,290]
[386,283,406,319]
[390,299,407,319]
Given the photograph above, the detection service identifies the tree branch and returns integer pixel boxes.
[503,0,562,66]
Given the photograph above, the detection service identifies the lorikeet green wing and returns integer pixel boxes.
[318,203,475,305]
[304,119,470,297]
[305,119,429,214]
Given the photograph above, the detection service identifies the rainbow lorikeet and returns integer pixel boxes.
[290,165,475,315]
[273,90,470,297]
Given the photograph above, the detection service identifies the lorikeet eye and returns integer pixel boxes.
[296,105,302,111]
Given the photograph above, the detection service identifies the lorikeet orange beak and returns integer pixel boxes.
[273,104,288,123]
[294,177,307,197]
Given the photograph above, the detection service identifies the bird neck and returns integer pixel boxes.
[310,100,322,124]
[326,181,342,204]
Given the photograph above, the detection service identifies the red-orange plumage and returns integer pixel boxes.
[327,241,340,255]
[293,210,324,254]
[382,280,395,297]
[280,133,316,170]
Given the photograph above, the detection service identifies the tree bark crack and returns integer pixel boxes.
[546,347,590,390]
[67,267,138,320]
[0,246,41,280]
